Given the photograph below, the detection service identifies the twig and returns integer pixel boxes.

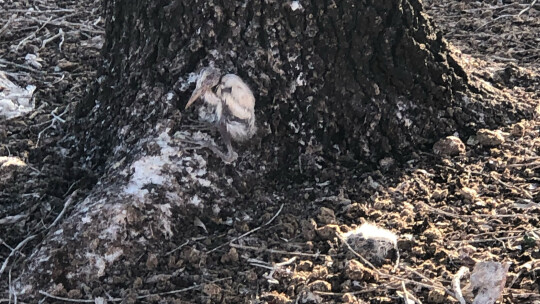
[230,243,335,258]
[399,281,424,304]
[509,268,525,288]
[487,173,534,199]
[38,277,231,302]
[517,0,538,17]
[0,213,29,225]
[402,281,410,304]
[0,238,16,252]
[463,3,529,13]
[339,235,457,300]
[0,58,45,74]
[16,16,53,51]
[0,14,16,38]
[477,0,538,31]
[207,203,284,254]
[165,240,189,255]
[136,277,231,299]
[29,16,105,34]
[38,292,107,303]
[505,161,540,168]
[418,201,535,220]
[452,267,470,304]
[313,283,394,296]
[41,28,65,50]
[36,106,70,147]
[0,235,37,278]
[47,190,78,229]
[404,266,446,290]
[450,229,540,244]
[8,268,14,304]
[3,9,75,14]
[250,257,297,284]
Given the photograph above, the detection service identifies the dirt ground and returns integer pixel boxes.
[1,0,539,303]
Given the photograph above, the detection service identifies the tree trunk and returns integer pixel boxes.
[16,0,526,301]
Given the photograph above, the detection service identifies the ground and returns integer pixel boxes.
[1,0,539,303]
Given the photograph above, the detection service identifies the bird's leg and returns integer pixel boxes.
[218,122,238,163]
[206,121,238,163]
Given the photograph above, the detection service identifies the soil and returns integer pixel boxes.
[1,0,539,303]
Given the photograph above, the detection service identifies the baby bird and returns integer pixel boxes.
[185,67,256,162]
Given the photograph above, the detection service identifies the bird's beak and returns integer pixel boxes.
[185,88,204,109]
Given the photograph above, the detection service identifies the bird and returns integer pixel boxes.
[185,67,256,163]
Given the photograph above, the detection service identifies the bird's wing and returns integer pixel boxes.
[222,91,253,120]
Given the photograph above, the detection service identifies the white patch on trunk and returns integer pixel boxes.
[290,1,302,11]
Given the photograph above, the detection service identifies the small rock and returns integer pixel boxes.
[182,247,203,264]
[460,187,478,201]
[316,224,340,240]
[423,226,443,242]
[433,136,466,156]
[342,293,365,304]
[146,253,158,270]
[57,58,77,70]
[430,189,448,201]
[317,207,336,224]
[67,289,82,299]
[51,283,66,296]
[379,157,395,171]
[202,283,221,297]
[310,265,329,279]
[260,291,289,304]
[476,129,505,147]
[298,260,313,271]
[220,247,239,264]
[122,290,137,304]
[133,277,143,289]
[299,291,322,303]
[344,259,377,281]
[308,280,331,292]
[427,288,446,303]
[511,122,526,137]
[301,219,317,241]
[167,255,176,267]
[245,269,258,282]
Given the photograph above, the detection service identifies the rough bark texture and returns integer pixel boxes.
[16,0,527,300]
[75,0,521,169]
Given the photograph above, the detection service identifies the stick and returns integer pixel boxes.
[339,235,457,300]
[452,267,470,304]
[230,243,335,258]
[402,281,410,304]
[207,203,284,253]
[47,190,78,229]
[0,14,16,38]
[517,0,538,17]
[477,0,538,31]
[38,277,231,302]
[136,277,231,299]
[39,291,108,303]
[0,235,37,278]
[165,240,189,255]
[41,29,65,50]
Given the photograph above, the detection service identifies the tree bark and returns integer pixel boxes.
[74,0,523,167]
[16,0,526,300]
